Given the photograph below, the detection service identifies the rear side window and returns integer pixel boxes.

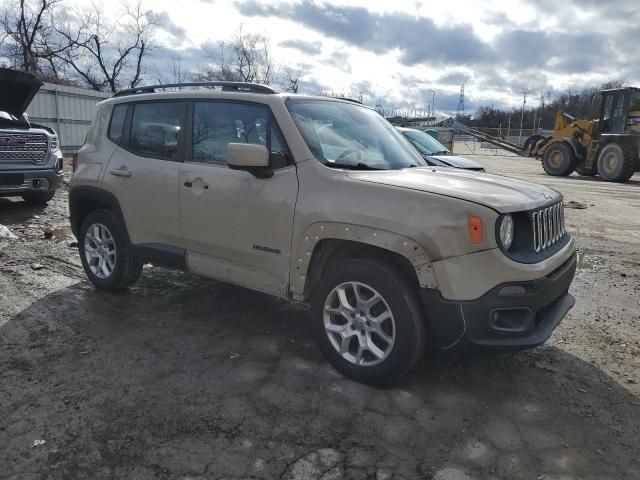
[129,102,185,160]
[108,104,127,145]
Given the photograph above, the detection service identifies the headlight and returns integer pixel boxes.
[498,214,514,250]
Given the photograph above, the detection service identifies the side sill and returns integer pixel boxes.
[130,243,186,270]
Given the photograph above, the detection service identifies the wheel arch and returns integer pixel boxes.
[69,186,130,243]
[291,223,437,302]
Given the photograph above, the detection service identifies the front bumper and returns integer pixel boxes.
[0,168,63,196]
[420,252,577,350]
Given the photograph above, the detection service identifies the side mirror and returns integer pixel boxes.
[227,143,272,178]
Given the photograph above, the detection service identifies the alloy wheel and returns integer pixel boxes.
[84,223,117,279]
[323,281,396,366]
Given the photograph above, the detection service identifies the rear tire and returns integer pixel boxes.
[542,142,576,176]
[597,143,637,182]
[78,209,142,291]
[310,257,426,386]
[524,134,545,154]
[21,190,56,204]
[574,162,598,176]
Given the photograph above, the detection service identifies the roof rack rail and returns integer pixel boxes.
[333,97,363,105]
[113,81,277,97]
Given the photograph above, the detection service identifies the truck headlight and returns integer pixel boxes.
[498,214,514,250]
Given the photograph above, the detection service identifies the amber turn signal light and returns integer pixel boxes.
[468,216,482,244]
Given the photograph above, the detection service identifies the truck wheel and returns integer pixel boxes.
[78,209,142,291]
[597,143,637,182]
[574,162,597,176]
[542,142,576,176]
[310,258,426,386]
[21,190,56,204]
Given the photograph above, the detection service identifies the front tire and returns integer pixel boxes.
[310,258,426,386]
[22,190,56,204]
[597,143,637,182]
[542,142,576,176]
[78,209,142,291]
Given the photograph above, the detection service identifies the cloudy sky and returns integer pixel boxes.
[71,0,640,115]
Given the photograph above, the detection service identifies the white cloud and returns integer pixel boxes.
[64,0,639,115]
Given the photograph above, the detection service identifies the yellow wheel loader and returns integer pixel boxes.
[462,87,640,182]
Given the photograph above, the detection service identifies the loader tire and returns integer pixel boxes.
[524,134,545,153]
[597,143,637,182]
[574,162,597,176]
[542,142,576,176]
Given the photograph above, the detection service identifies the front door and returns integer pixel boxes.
[179,100,298,296]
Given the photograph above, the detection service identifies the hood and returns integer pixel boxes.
[0,68,43,116]
[430,154,485,171]
[346,167,561,213]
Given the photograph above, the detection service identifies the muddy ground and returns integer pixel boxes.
[1,150,639,480]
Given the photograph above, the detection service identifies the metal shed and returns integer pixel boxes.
[26,83,111,154]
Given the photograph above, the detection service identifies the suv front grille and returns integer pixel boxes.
[531,202,566,253]
[0,133,48,164]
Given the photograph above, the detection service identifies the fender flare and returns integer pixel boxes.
[289,222,437,301]
[69,185,129,242]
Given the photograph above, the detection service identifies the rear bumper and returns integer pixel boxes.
[420,252,577,351]
[0,168,63,196]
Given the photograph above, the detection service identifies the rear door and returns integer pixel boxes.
[102,101,185,247]
[179,100,298,296]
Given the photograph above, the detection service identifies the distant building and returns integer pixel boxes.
[432,116,469,129]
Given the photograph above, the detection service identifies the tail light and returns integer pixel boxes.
[72,153,78,173]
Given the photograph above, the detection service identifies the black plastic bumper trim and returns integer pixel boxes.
[420,252,577,351]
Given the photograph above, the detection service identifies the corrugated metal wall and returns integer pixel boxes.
[26,83,111,153]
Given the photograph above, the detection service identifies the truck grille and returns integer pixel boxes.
[531,202,566,253]
[0,133,48,164]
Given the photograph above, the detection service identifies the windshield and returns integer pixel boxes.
[286,99,425,170]
[402,130,450,155]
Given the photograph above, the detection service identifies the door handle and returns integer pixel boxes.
[184,179,208,189]
[110,166,132,178]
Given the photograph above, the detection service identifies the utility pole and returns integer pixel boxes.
[456,84,465,120]
[518,91,527,144]
[507,110,512,138]
[430,89,436,125]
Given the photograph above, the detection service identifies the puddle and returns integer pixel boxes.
[45,227,73,242]
[576,252,593,270]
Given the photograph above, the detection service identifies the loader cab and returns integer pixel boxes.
[599,87,640,134]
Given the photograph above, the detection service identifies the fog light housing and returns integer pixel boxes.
[489,308,533,333]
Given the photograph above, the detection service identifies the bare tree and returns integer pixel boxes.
[0,0,64,74]
[55,1,157,92]
[280,65,301,93]
[199,26,273,85]
[153,55,189,84]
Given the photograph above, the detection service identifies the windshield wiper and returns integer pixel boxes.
[325,162,386,170]
[431,150,450,156]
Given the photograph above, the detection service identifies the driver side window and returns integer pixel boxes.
[191,102,291,169]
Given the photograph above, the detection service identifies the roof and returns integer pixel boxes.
[100,83,377,111]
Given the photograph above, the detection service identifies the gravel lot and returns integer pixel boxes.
[1,148,639,479]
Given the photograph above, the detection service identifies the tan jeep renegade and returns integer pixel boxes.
[70,82,576,384]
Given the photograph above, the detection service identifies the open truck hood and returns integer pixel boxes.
[0,68,43,117]
[347,167,561,213]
